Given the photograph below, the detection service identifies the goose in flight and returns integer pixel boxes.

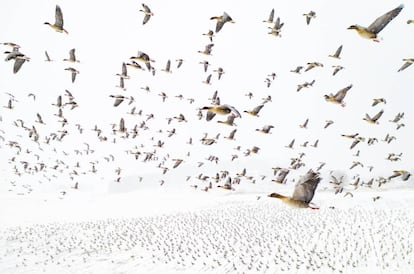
[44,5,68,34]
[201,104,241,121]
[44,51,52,62]
[202,30,214,42]
[363,109,384,124]
[130,51,154,70]
[324,84,353,107]
[65,67,79,83]
[268,17,284,37]
[348,4,404,42]
[328,45,343,59]
[268,169,321,209]
[397,58,414,72]
[244,104,264,117]
[372,98,386,106]
[210,12,235,33]
[4,47,30,73]
[140,3,153,25]
[63,48,79,63]
[303,11,316,25]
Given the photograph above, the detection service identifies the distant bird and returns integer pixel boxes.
[268,169,321,209]
[389,112,404,123]
[244,104,264,117]
[176,59,184,68]
[305,62,323,72]
[324,84,353,107]
[397,58,414,72]
[116,63,129,79]
[213,67,224,80]
[202,30,215,42]
[172,159,183,168]
[388,170,411,181]
[63,48,79,63]
[297,80,315,92]
[224,128,237,140]
[268,17,284,37]
[341,133,359,139]
[44,51,52,62]
[110,95,129,107]
[328,45,343,59]
[350,137,365,149]
[130,51,154,71]
[324,120,334,129]
[217,114,237,126]
[3,99,13,109]
[268,72,277,80]
[36,113,45,124]
[263,8,275,23]
[285,139,295,149]
[202,74,212,85]
[372,98,386,106]
[363,109,384,124]
[65,67,79,83]
[198,44,214,55]
[199,60,210,72]
[347,4,404,42]
[256,125,274,134]
[299,118,309,129]
[290,66,303,74]
[44,5,68,34]
[210,12,235,33]
[332,65,344,76]
[140,3,153,25]
[303,11,316,25]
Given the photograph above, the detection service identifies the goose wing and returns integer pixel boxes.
[367,4,403,34]
[292,170,320,203]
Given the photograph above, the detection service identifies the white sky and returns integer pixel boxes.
[0,0,412,192]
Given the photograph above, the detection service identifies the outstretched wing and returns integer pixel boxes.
[292,170,320,203]
[367,4,404,34]
[143,14,151,25]
[398,61,412,72]
[372,109,384,121]
[334,45,343,58]
[268,9,274,22]
[13,58,26,74]
[206,111,216,121]
[55,5,64,28]
[335,84,352,101]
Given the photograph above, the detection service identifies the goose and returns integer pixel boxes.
[140,3,153,25]
[303,11,316,25]
[324,84,353,107]
[328,45,343,59]
[63,48,79,63]
[268,169,321,209]
[210,12,235,33]
[44,5,68,34]
[348,4,404,42]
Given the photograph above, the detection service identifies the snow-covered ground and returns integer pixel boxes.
[1,179,413,274]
